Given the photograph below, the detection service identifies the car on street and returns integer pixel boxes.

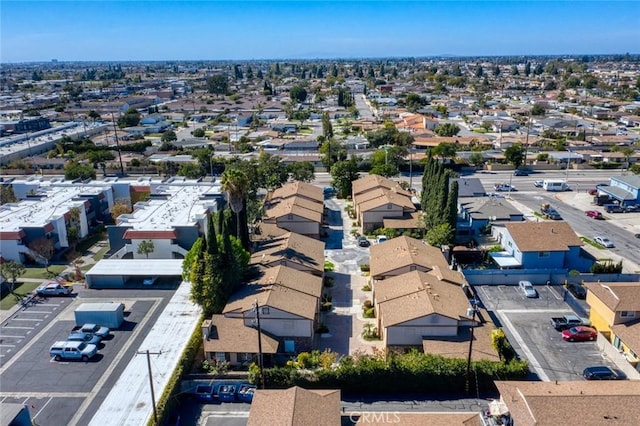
[562,326,598,342]
[635,233,640,239]
[585,210,603,219]
[594,236,615,248]
[494,183,517,192]
[67,331,101,345]
[582,366,625,380]
[76,323,110,339]
[513,169,529,176]
[357,236,370,247]
[566,283,587,300]
[519,280,537,298]
[533,180,544,188]
[36,282,73,297]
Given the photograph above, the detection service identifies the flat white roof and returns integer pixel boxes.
[76,302,124,313]
[489,251,522,268]
[89,281,201,426]
[116,185,220,230]
[85,259,184,276]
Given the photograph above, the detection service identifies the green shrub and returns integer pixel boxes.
[363,300,373,309]
[323,276,334,287]
[324,261,335,272]
[360,264,370,272]
[362,284,371,291]
[363,307,375,318]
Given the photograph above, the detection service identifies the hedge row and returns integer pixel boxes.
[148,315,204,426]
[257,350,528,395]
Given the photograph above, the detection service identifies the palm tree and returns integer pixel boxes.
[220,168,249,239]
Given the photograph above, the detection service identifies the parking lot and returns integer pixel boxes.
[0,289,173,425]
[476,284,618,382]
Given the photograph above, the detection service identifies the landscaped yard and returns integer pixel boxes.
[0,281,42,310]
[20,265,66,279]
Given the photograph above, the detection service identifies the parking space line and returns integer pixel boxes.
[9,318,42,321]
[0,344,16,347]
[1,326,33,329]
[18,310,53,314]
[0,392,89,398]
[0,335,26,338]
[497,311,550,381]
[33,397,53,419]
[547,286,563,300]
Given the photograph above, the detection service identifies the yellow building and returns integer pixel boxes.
[585,282,640,366]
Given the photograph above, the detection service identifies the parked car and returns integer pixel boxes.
[67,331,101,345]
[494,183,517,192]
[36,282,73,297]
[49,341,97,362]
[323,186,336,195]
[585,210,603,219]
[551,314,590,331]
[562,326,597,342]
[566,283,587,300]
[519,280,537,298]
[604,204,624,213]
[376,235,388,244]
[357,236,370,247]
[594,236,615,248]
[583,366,625,380]
[635,234,640,239]
[75,323,110,339]
[624,205,639,212]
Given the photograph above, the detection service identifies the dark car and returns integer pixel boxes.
[566,283,587,299]
[513,169,529,176]
[357,236,370,247]
[583,366,625,380]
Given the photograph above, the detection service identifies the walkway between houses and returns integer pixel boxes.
[320,198,384,356]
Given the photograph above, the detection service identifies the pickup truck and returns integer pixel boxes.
[49,341,98,361]
[550,314,589,331]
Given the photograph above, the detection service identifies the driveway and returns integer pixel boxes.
[320,198,383,356]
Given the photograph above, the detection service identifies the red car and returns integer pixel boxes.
[562,326,597,342]
[585,210,603,219]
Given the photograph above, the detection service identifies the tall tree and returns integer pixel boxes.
[0,261,25,293]
[330,157,359,199]
[207,74,229,96]
[206,214,218,256]
[287,161,315,182]
[29,238,55,271]
[221,168,249,240]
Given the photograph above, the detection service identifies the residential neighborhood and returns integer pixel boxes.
[2,51,640,426]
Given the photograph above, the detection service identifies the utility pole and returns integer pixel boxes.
[136,349,162,424]
[465,302,479,395]
[110,112,125,176]
[253,300,266,389]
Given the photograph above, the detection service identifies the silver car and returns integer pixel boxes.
[594,236,615,248]
[519,280,538,298]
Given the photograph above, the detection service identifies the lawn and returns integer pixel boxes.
[93,246,110,262]
[0,281,42,310]
[20,265,66,279]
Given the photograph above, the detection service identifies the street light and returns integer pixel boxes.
[465,301,479,394]
[565,147,571,183]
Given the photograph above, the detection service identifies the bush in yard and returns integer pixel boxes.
[324,261,335,272]
[363,300,373,309]
[362,284,371,291]
[363,307,375,318]
[360,264,370,272]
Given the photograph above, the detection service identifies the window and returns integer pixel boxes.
[287,214,293,220]
[261,307,270,315]
[620,311,636,318]
[387,203,392,209]
[538,251,550,258]
[410,265,417,271]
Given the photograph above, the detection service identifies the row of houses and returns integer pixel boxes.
[244,380,640,426]
[202,182,327,365]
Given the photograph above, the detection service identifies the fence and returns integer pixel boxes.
[462,269,640,286]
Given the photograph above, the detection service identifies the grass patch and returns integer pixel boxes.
[76,234,107,255]
[472,128,487,133]
[20,265,66,279]
[580,236,605,249]
[93,246,110,262]
[298,128,313,134]
[0,281,41,310]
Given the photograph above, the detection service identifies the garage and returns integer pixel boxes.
[85,259,183,289]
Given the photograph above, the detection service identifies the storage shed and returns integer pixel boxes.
[75,302,125,329]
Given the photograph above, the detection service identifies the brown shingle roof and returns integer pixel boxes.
[247,387,341,426]
[355,412,483,426]
[252,265,322,299]
[611,318,640,355]
[376,271,471,326]
[503,222,582,252]
[382,211,422,229]
[202,315,279,354]
[494,381,640,426]
[268,181,324,204]
[357,190,415,213]
[369,236,451,278]
[584,282,640,312]
[250,232,325,274]
[352,175,410,197]
[264,197,323,223]
[223,283,318,320]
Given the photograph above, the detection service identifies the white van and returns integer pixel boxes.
[542,180,569,192]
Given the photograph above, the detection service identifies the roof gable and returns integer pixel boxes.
[503,222,582,252]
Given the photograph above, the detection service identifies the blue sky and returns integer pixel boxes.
[2,1,639,62]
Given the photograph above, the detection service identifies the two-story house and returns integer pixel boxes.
[585,282,640,368]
